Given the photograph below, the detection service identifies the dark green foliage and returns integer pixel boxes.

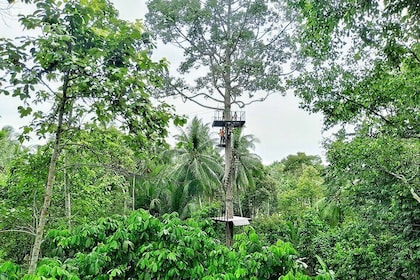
[288,0,419,137]
[321,135,420,279]
[292,135,420,279]
[286,0,420,278]
[252,215,294,245]
[266,153,326,219]
[26,210,307,279]
[252,212,330,277]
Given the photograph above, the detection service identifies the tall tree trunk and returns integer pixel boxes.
[224,0,234,247]
[223,87,234,246]
[28,78,68,274]
[223,107,234,247]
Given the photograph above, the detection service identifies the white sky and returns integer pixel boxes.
[0,0,327,164]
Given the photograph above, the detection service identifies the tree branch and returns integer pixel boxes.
[168,83,221,110]
[232,92,271,108]
[383,168,420,204]
[208,56,225,98]
[403,42,420,64]
[411,188,420,204]
[335,91,394,125]
[25,66,58,96]
[262,21,293,48]
[188,91,224,103]
[0,229,36,236]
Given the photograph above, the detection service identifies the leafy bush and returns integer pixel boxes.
[0,261,21,280]
[23,209,312,279]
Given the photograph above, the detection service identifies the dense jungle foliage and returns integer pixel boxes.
[0,0,418,279]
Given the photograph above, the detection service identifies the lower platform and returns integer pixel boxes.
[211,216,251,226]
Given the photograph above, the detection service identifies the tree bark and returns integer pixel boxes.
[63,155,71,229]
[64,173,71,229]
[28,77,68,274]
[123,185,128,214]
[132,175,136,211]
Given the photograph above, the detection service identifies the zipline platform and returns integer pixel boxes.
[211,216,251,226]
[212,111,245,128]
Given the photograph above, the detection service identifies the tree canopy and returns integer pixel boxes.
[146,0,301,109]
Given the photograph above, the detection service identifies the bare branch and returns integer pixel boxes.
[22,66,58,95]
[383,168,420,204]
[0,229,36,236]
[411,188,420,204]
[229,0,252,56]
[232,92,271,108]
[209,56,225,98]
[188,91,224,103]
[262,21,293,48]
[172,24,215,58]
[172,88,220,110]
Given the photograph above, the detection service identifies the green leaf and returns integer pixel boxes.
[17,106,32,117]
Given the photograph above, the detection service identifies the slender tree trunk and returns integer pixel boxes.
[28,78,68,274]
[246,194,251,218]
[123,185,128,214]
[238,194,243,217]
[64,155,72,229]
[63,162,71,229]
[66,192,71,228]
[132,175,136,211]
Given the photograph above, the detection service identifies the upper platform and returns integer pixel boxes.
[212,110,245,127]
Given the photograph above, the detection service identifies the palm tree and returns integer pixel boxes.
[166,117,223,218]
[231,128,263,216]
